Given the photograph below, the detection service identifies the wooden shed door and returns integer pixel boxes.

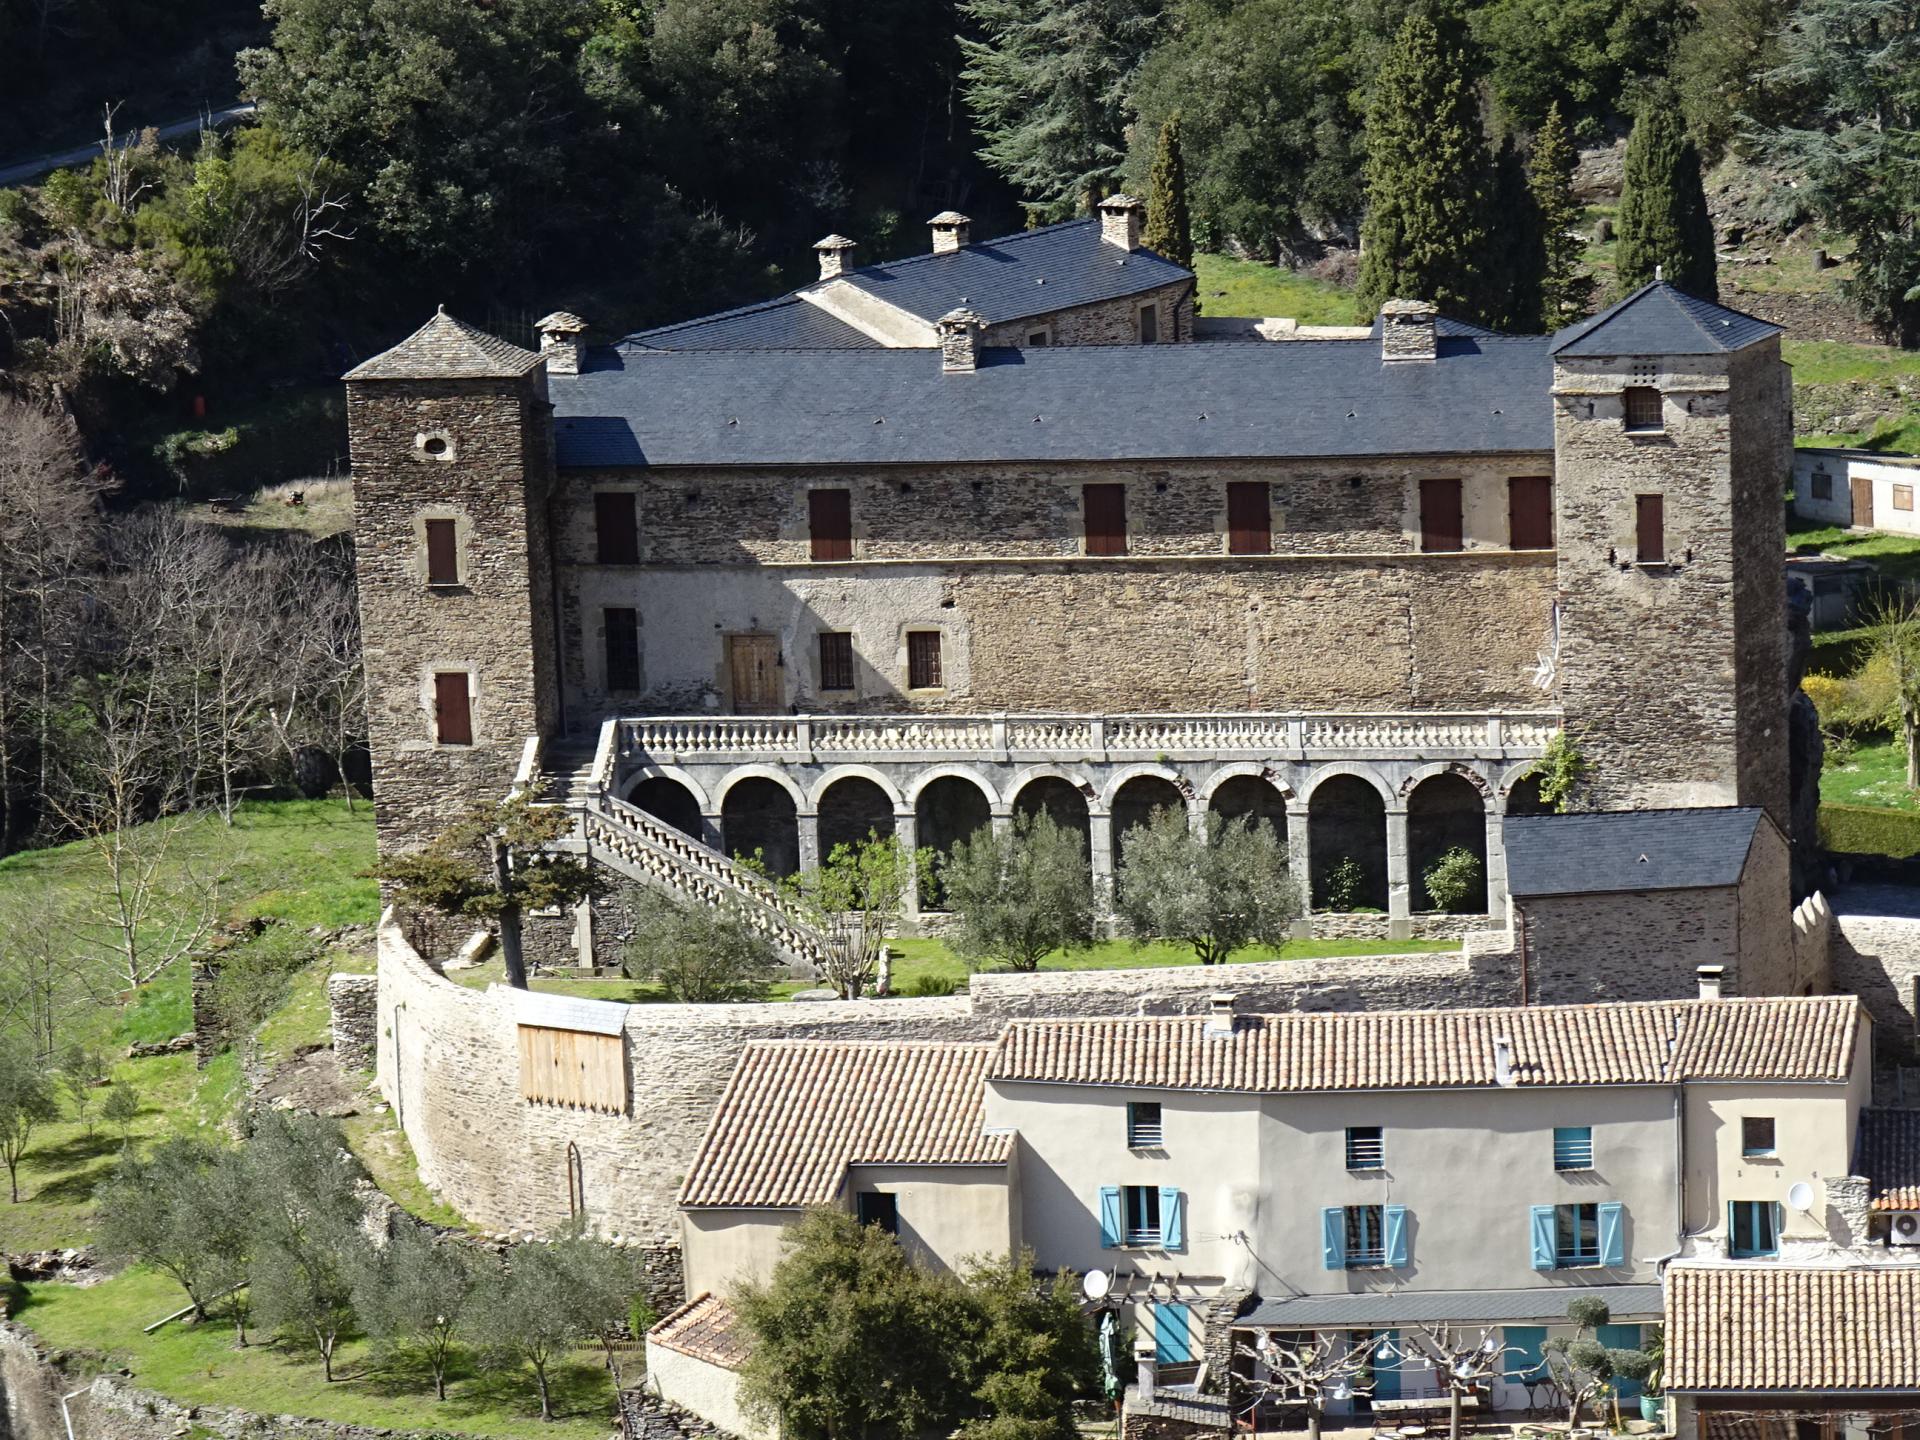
[727,634,781,714]
[1420,478,1464,553]
[1852,474,1874,529]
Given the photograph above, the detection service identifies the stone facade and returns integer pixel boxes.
[327,972,379,1072]
[979,281,1196,348]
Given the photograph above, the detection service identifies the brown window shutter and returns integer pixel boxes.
[604,608,640,693]
[819,632,854,690]
[809,489,853,561]
[908,631,943,689]
[1419,478,1464,553]
[433,672,472,745]
[424,519,459,585]
[1226,482,1271,554]
[1084,484,1127,555]
[1636,494,1666,562]
[595,492,638,565]
[1507,476,1553,550]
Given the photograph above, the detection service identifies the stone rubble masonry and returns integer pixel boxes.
[189,957,225,1068]
[978,280,1195,347]
[327,972,379,1072]
[622,1386,736,1440]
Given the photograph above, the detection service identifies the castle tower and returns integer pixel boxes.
[344,308,560,861]
[1550,282,1793,828]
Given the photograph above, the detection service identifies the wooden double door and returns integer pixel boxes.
[726,634,781,714]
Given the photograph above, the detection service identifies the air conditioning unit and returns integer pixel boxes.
[1889,1211,1920,1247]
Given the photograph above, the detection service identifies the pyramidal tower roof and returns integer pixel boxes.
[1550,281,1781,358]
[344,306,544,381]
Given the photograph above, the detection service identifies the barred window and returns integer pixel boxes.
[1623,387,1665,432]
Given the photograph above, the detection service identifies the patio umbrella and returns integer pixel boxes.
[1100,1311,1121,1401]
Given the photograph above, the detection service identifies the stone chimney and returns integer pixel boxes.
[1826,1174,1873,1248]
[814,234,857,281]
[534,311,588,376]
[1205,992,1238,1039]
[936,308,985,373]
[1493,1035,1516,1087]
[1379,299,1438,362]
[1098,193,1144,251]
[929,211,972,254]
[1697,964,1726,1000]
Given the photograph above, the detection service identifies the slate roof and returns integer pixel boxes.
[1551,281,1782,357]
[344,306,544,381]
[1665,1266,1920,1392]
[649,1293,749,1370]
[679,1040,1009,1209]
[625,294,878,351]
[1241,1284,1662,1329]
[1504,808,1767,898]
[984,996,1861,1094]
[1854,1108,1920,1211]
[549,335,1555,468]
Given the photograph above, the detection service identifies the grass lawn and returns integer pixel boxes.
[1822,734,1920,812]
[1787,516,1920,586]
[187,477,355,540]
[1192,254,1362,325]
[16,1269,618,1439]
[1783,339,1920,389]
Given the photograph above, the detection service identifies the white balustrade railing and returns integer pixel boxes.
[618,711,1558,762]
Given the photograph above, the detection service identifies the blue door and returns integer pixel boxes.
[1154,1302,1193,1364]
[1503,1326,1548,1384]
[1597,1324,1643,1401]
[1368,1329,1402,1402]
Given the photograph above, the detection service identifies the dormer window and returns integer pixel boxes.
[1623,386,1664,433]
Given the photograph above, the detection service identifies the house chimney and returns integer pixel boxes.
[814,234,857,281]
[1098,193,1144,251]
[1379,299,1438,362]
[1697,964,1726,1001]
[535,311,588,377]
[1493,1035,1516,1087]
[1205,992,1237,1038]
[936,308,985,373]
[929,211,972,254]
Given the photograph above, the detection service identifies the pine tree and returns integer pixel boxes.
[1615,101,1718,298]
[1530,103,1594,330]
[1356,8,1495,323]
[1478,136,1544,331]
[1142,112,1194,269]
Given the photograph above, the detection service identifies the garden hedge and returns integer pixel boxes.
[1819,803,1920,860]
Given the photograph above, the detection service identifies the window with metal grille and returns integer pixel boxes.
[818,631,854,691]
[857,1191,899,1235]
[1508,476,1554,550]
[1344,1205,1386,1266]
[604,608,640,693]
[1623,386,1665,432]
[1742,1117,1777,1156]
[809,488,853,561]
[1128,1102,1163,1148]
[1140,304,1159,343]
[425,518,459,586]
[1084,484,1127,555]
[1555,1203,1600,1266]
[1553,1126,1594,1171]
[1420,477,1463,552]
[1345,1125,1384,1170]
[1636,494,1666,563]
[1227,481,1272,554]
[1124,1185,1163,1246]
[433,672,472,746]
[595,491,638,564]
[1729,1200,1778,1258]
[907,631,943,689]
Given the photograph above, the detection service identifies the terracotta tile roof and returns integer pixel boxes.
[1666,1266,1920,1392]
[680,1040,1010,1209]
[1856,1109,1920,1211]
[344,307,544,380]
[649,1292,750,1370]
[986,997,1861,1094]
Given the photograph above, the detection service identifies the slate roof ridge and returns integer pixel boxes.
[1549,281,1782,357]
[621,294,843,347]
[344,306,544,381]
[800,215,1147,285]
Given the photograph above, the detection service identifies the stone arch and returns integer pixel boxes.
[915,773,995,909]
[806,764,905,811]
[1200,762,1296,806]
[1500,761,1554,817]
[906,764,1004,810]
[1110,772,1188,885]
[817,774,898,856]
[1302,761,1396,806]
[721,777,801,879]
[1396,760,1494,801]
[624,774,705,840]
[1013,774,1092,866]
[1308,774,1387,911]
[1099,762,1189,811]
[1007,765,1100,812]
[713,764,809,812]
[1208,772,1292,843]
[1407,772,1490,913]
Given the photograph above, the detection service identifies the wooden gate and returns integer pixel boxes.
[727,634,781,714]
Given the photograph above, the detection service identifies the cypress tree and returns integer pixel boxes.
[1530,102,1594,330]
[1356,8,1495,323]
[1479,136,1544,332]
[1142,112,1194,270]
[1616,102,1718,298]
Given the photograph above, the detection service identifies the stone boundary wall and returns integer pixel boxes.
[374,913,1507,1255]
[328,973,379,1073]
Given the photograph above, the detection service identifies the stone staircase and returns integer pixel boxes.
[537,739,601,805]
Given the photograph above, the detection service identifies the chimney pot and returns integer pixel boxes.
[936,307,985,373]
[1205,992,1238,1037]
[929,211,972,254]
[814,234,857,281]
[1493,1035,1516,1087]
[534,310,588,376]
[1379,298,1438,362]
[1097,193,1144,252]
[1697,964,1726,1001]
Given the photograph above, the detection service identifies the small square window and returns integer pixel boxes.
[818,632,854,691]
[1344,1204,1386,1266]
[1811,472,1833,501]
[907,631,943,689]
[1027,329,1051,347]
[1743,1117,1777,1157]
[1128,1101,1163,1148]
[1124,1184,1162,1246]
[1896,485,1914,513]
[1623,386,1665,433]
[856,1191,898,1235]
[1553,1126,1594,1171]
[1729,1199,1778,1258]
[1345,1125,1384,1170]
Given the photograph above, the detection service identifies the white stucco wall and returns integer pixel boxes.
[1792,450,1920,533]
[647,1341,776,1440]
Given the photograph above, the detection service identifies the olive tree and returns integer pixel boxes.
[623,886,783,1002]
[352,1219,490,1400]
[775,835,930,998]
[940,811,1094,972]
[1113,808,1302,964]
[1545,1298,1655,1429]
[95,1137,253,1322]
[0,1034,58,1201]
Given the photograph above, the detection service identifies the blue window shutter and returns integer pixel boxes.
[1154,1302,1193,1363]
[1161,1187,1185,1250]
[1598,1201,1625,1267]
[1529,1205,1556,1270]
[1099,1186,1121,1249]
[1384,1205,1410,1268]
[1727,1200,1738,1254]
[1323,1207,1347,1269]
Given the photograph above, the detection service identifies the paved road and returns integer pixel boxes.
[0,100,257,188]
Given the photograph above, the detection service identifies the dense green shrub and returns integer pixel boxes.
[1421,847,1486,913]
[1820,804,1920,859]
[1323,856,1366,912]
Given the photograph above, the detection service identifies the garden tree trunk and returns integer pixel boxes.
[493,835,528,989]
[1449,1387,1463,1440]
[1907,707,1919,789]
[535,1361,553,1421]
[1307,1403,1323,1440]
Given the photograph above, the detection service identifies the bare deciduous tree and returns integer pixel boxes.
[1403,1324,1526,1440]
[98,103,159,214]
[1237,1330,1378,1440]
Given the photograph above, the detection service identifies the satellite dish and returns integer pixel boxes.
[1787,1181,1815,1213]
[1082,1269,1111,1301]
